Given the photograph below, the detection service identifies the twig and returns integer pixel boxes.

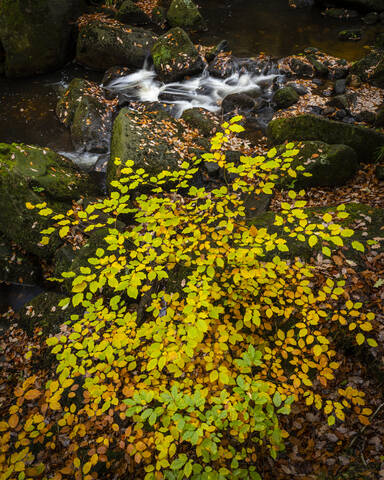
[349,401,384,449]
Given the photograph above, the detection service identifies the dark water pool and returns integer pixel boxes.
[196,0,380,60]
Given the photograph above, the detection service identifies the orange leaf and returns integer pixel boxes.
[25,389,41,401]
[8,414,19,428]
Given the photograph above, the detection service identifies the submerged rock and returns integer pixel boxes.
[0,0,85,77]
[151,27,204,81]
[76,18,158,71]
[277,141,358,188]
[267,114,384,163]
[167,0,205,30]
[0,143,98,256]
[221,93,256,114]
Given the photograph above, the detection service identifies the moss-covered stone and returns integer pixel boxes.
[0,0,85,77]
[332,0,384,11]
[351,49,384,87]
[0,143,99,256]
[108,108,182,188]
[277,141,358,188]
[0,233,40,285]
[76,19,158,71]
[151,27,204,81]
[18,291,81,336]
[57,78,115,153]
[181,108,216,136]
[116,0,151,25]
[267,114,384,163]
[248,203,384,263]
[273,86,299,109]
[167,0,205,30]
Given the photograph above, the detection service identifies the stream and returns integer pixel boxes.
[0,0,382,313]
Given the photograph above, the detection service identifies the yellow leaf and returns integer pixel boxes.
[313,345,322,357]
[8,414,19,428]
[356,333,365,345]
[25,389,41,401]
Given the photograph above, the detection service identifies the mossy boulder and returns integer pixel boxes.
[0,143,98,256]
[18,291,81,336]
[0,0,85,77]
[248,203,384,263]
[351,49,384,87]
[108,108,182,188]
[151,27,205,81]
[181,108,216,136]
[273,87,299,109]
[0,234,40,285]
[57,78,115,153]
[277,141,358,188]
[76,19,158,71]
[267,114,384,163]
[116,0,152,25]
[167,0,205,30]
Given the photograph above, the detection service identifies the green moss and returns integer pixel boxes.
[166,0,204,29]
[273,87,299,109]
[267,114,384,163]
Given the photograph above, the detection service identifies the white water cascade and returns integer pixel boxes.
[103,63,280,117]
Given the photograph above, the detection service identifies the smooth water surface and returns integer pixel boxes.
[196,0,380,60]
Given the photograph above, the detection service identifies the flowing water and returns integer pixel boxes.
[0,0,382,312]
[105,62,280,117]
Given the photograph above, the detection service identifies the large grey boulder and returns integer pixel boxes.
[267,114,384,163]
[76,19,158,71]
[0,0,85,77]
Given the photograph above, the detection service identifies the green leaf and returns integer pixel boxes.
[273,391,282,408]
[352,241,364,252]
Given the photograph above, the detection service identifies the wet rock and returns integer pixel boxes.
[323,8,359,18]
[56,78,115,154]
[335,109,348,119]
[363,11,379,23]
[347,73,362,87]
[338,29,362,41]
[108,108,182,189]
[206,40,230,62]
[0,234,39,285]
[267,114,384,162]
[181,108,216,136]
[102,66,132,86]
[306,54,329,76]
[375,32,384,48]
[221,93,256,114]
[167,0,205,30]
[76,19,158,71]
[0,143,98,257]
[351,49,384,87]
[288,56,315,77]
[0,0,85,77]
[277,141,358,188]
[116,0,152,25]
[151,27,204,82]
[327,94,351,110]
[208,54,238,78]
[334,78,347,94]
[356,110,376,123]
[375,164,384,179]
[286,82,308,95]
[273,86,299,109]
[288,0,314,7]
[333,0,384,11]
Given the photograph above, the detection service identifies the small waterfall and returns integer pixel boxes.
[103,62,280,117]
